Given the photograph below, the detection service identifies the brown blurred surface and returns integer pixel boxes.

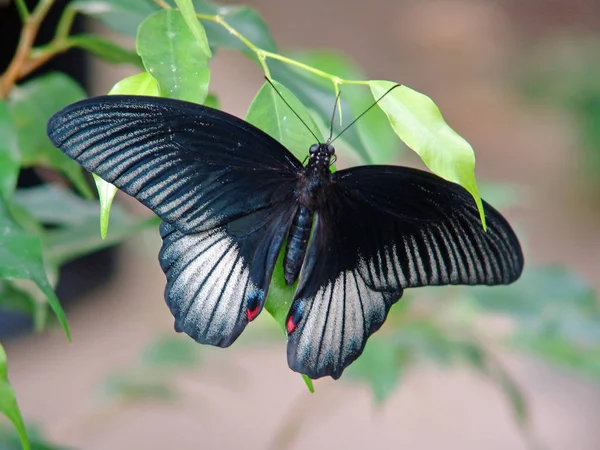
[5,0,600,449]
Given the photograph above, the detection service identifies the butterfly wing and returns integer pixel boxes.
[47,95,303,233]
[286,165,524,379]
[47,95,303,346]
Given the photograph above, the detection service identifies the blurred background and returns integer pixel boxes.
[2,0,600,449]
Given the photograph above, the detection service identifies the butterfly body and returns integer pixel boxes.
[284,143,335,285]
[47,95,524,380]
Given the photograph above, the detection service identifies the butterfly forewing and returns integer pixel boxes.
[287,165,523,379]
[46,95,303,234]
[47,95,303,345]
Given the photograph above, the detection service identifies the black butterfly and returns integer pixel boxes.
[47,95,524,380]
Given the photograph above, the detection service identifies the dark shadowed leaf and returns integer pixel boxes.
[0,197,70,339]
[193,0,277,54]
[71,0,158,36]
[0,101,20,198]
[8,73,92,198]
[69,34,143,66]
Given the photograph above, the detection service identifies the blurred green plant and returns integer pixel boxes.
[519,35,600,185]
[0,1,598,450]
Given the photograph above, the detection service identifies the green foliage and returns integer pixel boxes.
[0,345,29,450]
[137,8,210,102]
[1,1,598,449]
[519,37,600,185]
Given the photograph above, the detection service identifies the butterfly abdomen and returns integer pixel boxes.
[284,206,314,285]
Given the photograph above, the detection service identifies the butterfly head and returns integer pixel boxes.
[308,143,335,169]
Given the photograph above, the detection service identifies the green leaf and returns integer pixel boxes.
[0,101,20,199]
[244,81,318,320]
[93,174,117,240]
[245,81,321,392]
[137,9,210,103]
[346,337,406,403]
[69,34,143,66]
[0,423,68,450]
[204,93,220,109]
[245,79,323,161]
[45,213,159,267]
[0,197,70,339]
[292,51,401,164]
[0,345,30,450]
[71,0,158,36]
[270,61,374,164]
[369,80,486,228]
[109,71,160,96]
[193,0,277,54]
[8,72,93,199]
[13,184,109,226]
[174,0,212,58]
[87,73,160,239]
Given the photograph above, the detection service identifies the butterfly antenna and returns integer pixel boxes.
[264,77,321,143]
[328,90,342,143]
[330,83,401,144]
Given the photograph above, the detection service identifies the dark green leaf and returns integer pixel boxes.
[45,214,160,267]
[71,0,158,36]
[8,72,93,198]
[13,184,112,226]
[0,279,49,333]
[346,337,407,403]
[245,80,320,322]
[269,61,374,164]
[0,345,30,450]
[245,79,323,160]
[69,34,143,66]
[0,423,69,450]
[193,0,277,54]
[291,50,401,164]
[137,9,210,103]
[0,197,70,339]
[0,101,20,198]
[245,81,321,393]
[370,80,485,228]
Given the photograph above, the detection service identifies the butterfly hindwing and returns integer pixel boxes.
[46,95,303,233]
[287,165,524,379]
[159,201,297,347]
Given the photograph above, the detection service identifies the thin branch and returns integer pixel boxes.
[0,0,57,98]
[14,0,30,22]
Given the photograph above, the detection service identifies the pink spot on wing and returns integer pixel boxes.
[247,305,259,321]
[286,315,297,334]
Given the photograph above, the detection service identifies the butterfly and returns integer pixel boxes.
[47,94,524,380]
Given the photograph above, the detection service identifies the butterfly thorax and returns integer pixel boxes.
[283,143,335,285]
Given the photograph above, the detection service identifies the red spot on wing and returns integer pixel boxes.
[286,315,297,334]
[247,305,260,321]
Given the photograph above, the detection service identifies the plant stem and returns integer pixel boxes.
[195,13,369,90]
[0,0,57,98]
[14,0,30,22]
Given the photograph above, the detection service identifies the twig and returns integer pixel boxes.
[0,0,57,98]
